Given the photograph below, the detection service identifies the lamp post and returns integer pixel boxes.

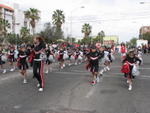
[70,6,85,43]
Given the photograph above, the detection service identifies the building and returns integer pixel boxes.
[0,2,41,35]
[140,26,150,36]
[0,4,14,34]
[103,35,119,45]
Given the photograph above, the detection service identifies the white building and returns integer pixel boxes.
[0,4,14,34]
[0,2,41,35]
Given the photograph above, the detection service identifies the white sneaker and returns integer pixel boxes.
[103,68,107,72]
[107,67,110,71]
[38,88,43,92]
[10,68,14,72]
[69,63,71,66]
[37,84,40,88]
[3,69,6,74]
[100,70,103,75]
[45,70,48,74]
[23,79,27,84]
[128,85,132,91]
[63,64,65,67]
[75,63,77,65]
[61,66,63,69]
[96,77,100,83]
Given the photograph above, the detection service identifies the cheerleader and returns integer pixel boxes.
[0,48,6,74]
[120,43,127,60]
[87,46,103,85]
[45,47,54,73]
[103,47,112,72]
[122,49,141,91]
[67,49,73,66]
[75,49,80,65]
[137,47,143,65]
[98,47,104,75]
[28,45,35,67]
[17,45,28,84]
[8,46,16,71]
[58,49,65,69]
[33,37,46,92]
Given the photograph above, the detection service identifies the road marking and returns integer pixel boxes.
[13,105,21,109]
[0,74,20,84]
[85,87,96,98]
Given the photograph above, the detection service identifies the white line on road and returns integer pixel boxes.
[0,74,20,84]
[85,87,96,98]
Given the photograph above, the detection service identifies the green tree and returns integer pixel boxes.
[52,9,65,40]
[81,23,92,38]
[24,8,40,35]
[0,19,10,36]
[38,23,56,42]
[93,31,105,44]
[81,37,91,44]
[130,37,137,46]
[141,32,150,42]
[7,33,18,44]
[97,30,105,43]
[52,9,65,29]
[53,27,64,40]
[20,27,31,43]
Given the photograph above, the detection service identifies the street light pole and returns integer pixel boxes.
[70,6,85,43]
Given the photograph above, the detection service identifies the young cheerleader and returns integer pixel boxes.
[0,48,6,74]
[45,46,54,73]
[58,48,65,69]
[87,46,103,85]
[122,49,141,91]
[17,45,28,84]
[8,46,16,71]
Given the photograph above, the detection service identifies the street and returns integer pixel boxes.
[0,54,150,113]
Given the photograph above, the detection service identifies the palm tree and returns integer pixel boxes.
[20,27,30,38]
[97,30,105,44]
[0,19,10,36]
[81,23,92,38]
[24,8,40,35]
[52,9,65,29]
[20,27,30,43]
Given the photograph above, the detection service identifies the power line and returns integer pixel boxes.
[65,15,150,23]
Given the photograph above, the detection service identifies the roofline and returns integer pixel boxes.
[0,4,14,12]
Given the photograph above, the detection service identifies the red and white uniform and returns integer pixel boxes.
[120,45,127,60]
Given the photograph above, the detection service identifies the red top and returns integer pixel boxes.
[121,46,126,53]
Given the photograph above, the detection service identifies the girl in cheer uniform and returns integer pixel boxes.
[45,46,54,73]
[87,46,103,85]
[122,50,141,91]
[58,49,65,69]
[18,46,28,84]
[8,46,16,71]
[0,48,6,74]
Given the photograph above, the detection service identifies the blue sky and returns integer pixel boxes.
[1,0,150,42]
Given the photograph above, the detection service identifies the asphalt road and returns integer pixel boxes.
[0,54,150,113]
